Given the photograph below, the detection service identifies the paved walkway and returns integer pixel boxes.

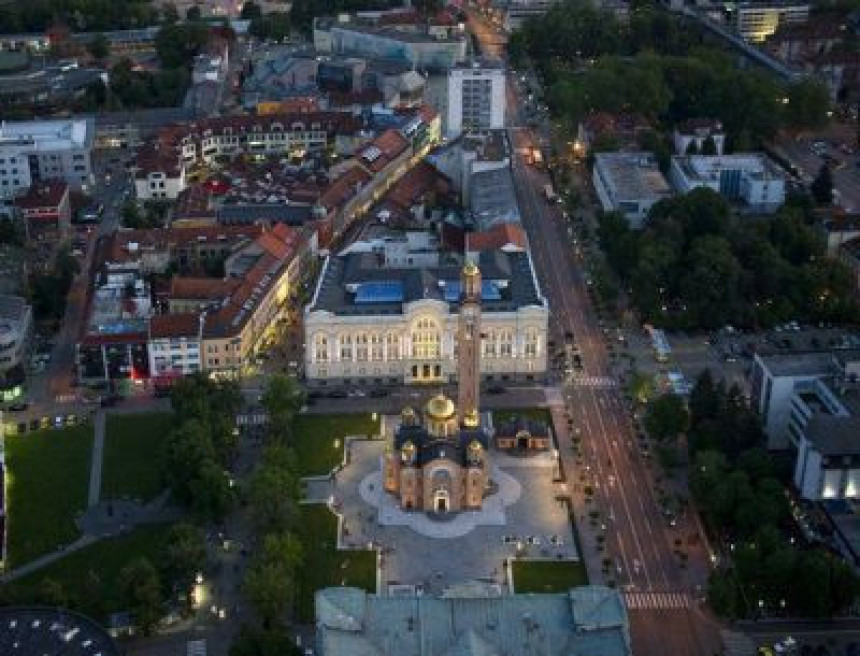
[2,535,95,583]
[359,464,523,539]
[88,410,105,507]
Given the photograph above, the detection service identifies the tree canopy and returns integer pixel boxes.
[597,190,859,329]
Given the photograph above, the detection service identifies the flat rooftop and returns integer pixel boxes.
[757,350,844,377]
[469,167,521,230]
[316,586,631,656]
[0,118,93,150]
[310,249,544,317]
[594,152,672,203]
[328,21,466,44]
[673,153,786,183]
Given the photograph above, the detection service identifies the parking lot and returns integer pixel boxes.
[776,123,860,211]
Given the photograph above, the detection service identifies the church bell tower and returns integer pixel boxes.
[457,261,482,427]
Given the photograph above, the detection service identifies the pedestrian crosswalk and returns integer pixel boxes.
[624,591,691,610]
[571,375,618,389]
[55,394,77,403]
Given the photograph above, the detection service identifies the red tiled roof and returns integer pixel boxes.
[318,165,373,211]
[106,225,264,264]
[169,276,240,300]
[15,181,69,210]
[359,128,409,173]
[150,313,201,339]
[383,161,450,211]
[466,223,527,252]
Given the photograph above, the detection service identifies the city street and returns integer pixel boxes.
[465,10,723,653]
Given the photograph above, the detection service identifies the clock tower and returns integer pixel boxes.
[457,261,482,427]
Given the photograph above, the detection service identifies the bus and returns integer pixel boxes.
[544,183,557,204]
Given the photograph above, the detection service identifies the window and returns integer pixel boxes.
[524,330,539,358]
[370,334,383,361]
[340,334,353,361]
[483,330,497,358]
[499,330,513,358]
[411,317,440,359]
[356,333,368,362]
[386,333,399,360]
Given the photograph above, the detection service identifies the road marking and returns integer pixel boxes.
[624,592,691,610]
[571,375,618,388]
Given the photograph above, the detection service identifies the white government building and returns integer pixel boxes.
[303,232,549,386]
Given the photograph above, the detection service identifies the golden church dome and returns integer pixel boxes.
[468,439,483,452]
[463,409,480,428]
[425,394,456,421]
[463,261,480,277]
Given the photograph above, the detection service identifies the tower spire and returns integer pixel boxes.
[457,261,482,426]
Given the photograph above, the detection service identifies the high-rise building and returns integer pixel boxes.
[0,119,94,199]
[446,62,506,139]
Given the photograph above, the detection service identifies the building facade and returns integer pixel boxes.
[0,119,94,198]
[304,246,548,387]
[0,295,33,401]
[446,63,506,139]
[734,1,810,42]
[592,152,673,227]
[669,153,786,212]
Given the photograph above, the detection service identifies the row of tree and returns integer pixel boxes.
[163,375,244,521]
[510,1,830,143]
[30,248,80,323]
[236,374,306,650]
[598,189,859,330]
[0,0,162,33]
[683,372,860,618]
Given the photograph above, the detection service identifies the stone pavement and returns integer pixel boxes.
[330,437,577,595]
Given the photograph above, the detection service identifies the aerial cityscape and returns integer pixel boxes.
[0,0,859,655]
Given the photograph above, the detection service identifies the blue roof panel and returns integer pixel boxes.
[355,281,404,304]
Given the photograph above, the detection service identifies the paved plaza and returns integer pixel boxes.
[324,429,579,596]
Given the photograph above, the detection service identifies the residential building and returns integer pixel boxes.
[133,112,363,201]
[201,224,309,377]
[592,152,673,227]
[469,166,521,230]
[0,295,33,402]
[315,586,632,656]
[75,264,152,388]
[733,1,810,43]
[429,130,510,201]
[576,112,650,154]
[669,153,786,212]
[14,181,72,241]
[313,16,468,72]
[494,0,559,31]
[672,118,726,156]
[446,62,506,138]
[764,18,844,64]
[147,313,203,380]
[751,350,859,448]
[304,237,548,387]
[0,118,94,198]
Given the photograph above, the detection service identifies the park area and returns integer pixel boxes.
[512,560,588,593]
[101,413,172,501]
[6,524,173,620]
[296,504,376,621]
[292,414,379,477]
[5,426,93,567]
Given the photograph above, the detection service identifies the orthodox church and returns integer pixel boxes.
[383,262,491,513]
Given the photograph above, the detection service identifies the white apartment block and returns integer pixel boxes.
[0,119,94,199]
[669,153,786,213]
[446,64,506,139]
[734,2,810,42]
[592,152,673,228]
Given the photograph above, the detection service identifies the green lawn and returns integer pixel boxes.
[9,524,173,621]
[5,426,93,567]
[102,413,171,502]
[493,408,553,426]
[512,560,589,593]
[292,414,379,477]
[296,504,376,622]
